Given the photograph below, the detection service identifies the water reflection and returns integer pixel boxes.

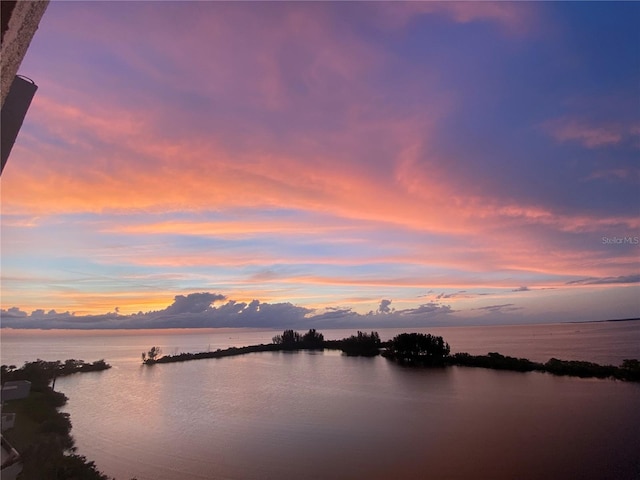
[53,352,640,480]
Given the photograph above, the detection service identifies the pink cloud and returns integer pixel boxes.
[585,167,640,183]
[372,2,538,34]
[543,117,625,148]
[5,96,638,285]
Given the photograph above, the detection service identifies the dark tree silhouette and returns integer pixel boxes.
[385,333,450,365]
[272,329,303,348]
[302,329,324,348]
[340,331,381,356]
[620,359,640,381]
[143,346,163,363]
[452,352,540,372]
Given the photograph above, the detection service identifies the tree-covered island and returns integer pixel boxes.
[142,330,640,382]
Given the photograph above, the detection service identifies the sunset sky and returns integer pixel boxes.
[1,1,638,329]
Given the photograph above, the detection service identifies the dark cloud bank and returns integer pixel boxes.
[1,293,455,330]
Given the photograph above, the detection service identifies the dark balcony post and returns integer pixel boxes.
[1,75,37,174]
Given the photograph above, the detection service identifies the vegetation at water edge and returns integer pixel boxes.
[1,359,115,479]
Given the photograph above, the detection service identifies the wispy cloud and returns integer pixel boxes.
[543,117,628,148]
[372,2,538,34]
[585,167,640,183]
[473,304,522,314]
[566,274,640,286]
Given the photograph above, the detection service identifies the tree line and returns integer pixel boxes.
[0,360,118,480]
[2,359,111,390]
[141,329,640,382]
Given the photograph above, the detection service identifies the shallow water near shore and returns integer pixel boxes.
[2,321,640,480]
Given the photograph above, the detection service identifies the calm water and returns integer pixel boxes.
[2,321,640,480]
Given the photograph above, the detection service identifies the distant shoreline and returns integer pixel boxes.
[569,317,640,324]
[1,317,639,333]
